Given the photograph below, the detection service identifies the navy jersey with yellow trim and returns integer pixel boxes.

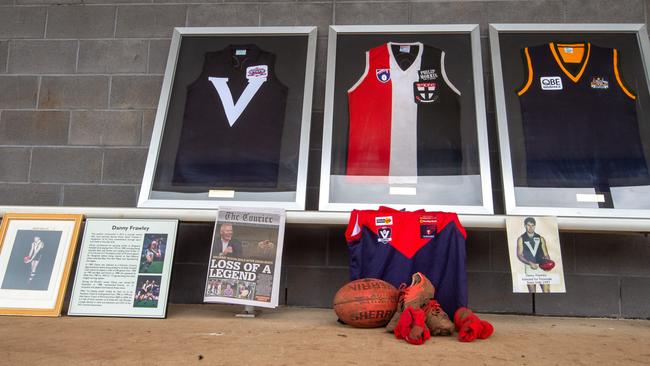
[345,207,468,317]
[518,42,649,190]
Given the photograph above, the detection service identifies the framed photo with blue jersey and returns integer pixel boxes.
[138,27,317,210]
[491,24,650,218]
[319,25,493,214]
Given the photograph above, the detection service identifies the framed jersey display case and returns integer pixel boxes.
[138,27,317,210]
[490,24,650,218]
[319,25,493,214]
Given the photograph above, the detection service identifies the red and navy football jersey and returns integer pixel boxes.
[345,206,468,316]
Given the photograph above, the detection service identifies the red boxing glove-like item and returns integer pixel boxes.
[394,306,431,345]
[453,307,494,342]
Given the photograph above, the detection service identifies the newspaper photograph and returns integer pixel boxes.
[204,208,285,308]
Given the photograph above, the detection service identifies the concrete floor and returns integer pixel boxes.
[0,304,649,365]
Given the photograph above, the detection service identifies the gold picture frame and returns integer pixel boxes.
[0,213,83,316]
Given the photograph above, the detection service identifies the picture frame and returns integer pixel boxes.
[138,26,317,210]
[319,25,493,214]
[0,213,83,316]
[68,219,178,318]
[490,23,650,218]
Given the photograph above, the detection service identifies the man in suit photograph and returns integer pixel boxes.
[218,224,242,257]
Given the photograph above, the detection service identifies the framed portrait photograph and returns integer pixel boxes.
[490,24,650,218]
[68,219,178,318]
[319,25,493,214]
[505,216,566,294]
[138,27,317,210]
[0,213,83,316]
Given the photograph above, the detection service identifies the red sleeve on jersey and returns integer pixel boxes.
[345,209,363,242]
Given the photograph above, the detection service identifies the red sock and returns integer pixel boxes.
[394,307,430,345]
[458,319,482,342]
[454,307,495,341]
[453,307,474,330]
[478,320,494,339]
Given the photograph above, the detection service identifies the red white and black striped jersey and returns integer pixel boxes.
[347,42,463,182]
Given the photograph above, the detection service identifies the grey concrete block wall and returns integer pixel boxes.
[0,0,649,317]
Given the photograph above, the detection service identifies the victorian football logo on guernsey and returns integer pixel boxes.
[540,76,563,90]
[377,227,392,243]
[375,216,393,226]
[376,69,391,83]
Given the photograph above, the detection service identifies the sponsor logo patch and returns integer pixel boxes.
[418,69,438,81]
[419,215,438,238]
[540,76,563,90]
[420,224,437,239]
[376,69,391,83]
[375,216,393,226]
[413,82,439,103]
[590,76,609,89]
[378,227,392,243]
[246,65,268,80]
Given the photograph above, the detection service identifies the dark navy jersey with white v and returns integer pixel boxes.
[173,44,288,190]
[519,232,545,264]
[518,42,649,190]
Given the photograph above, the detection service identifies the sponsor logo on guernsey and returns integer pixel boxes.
[540,76,563,90]
[420,225,437,239]
[590,76,609,89]
[414,82,439,103]
[377,227,392,243]
[376,69,391,83]
[419,69,438,81]
[375,216,393,226]
[419,215,438,239]
[246,65,268,80]
[419,215,437,224]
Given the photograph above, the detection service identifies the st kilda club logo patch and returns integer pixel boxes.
[377,227,392,243]
[414,82,439,103]
[376,69,391,83]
